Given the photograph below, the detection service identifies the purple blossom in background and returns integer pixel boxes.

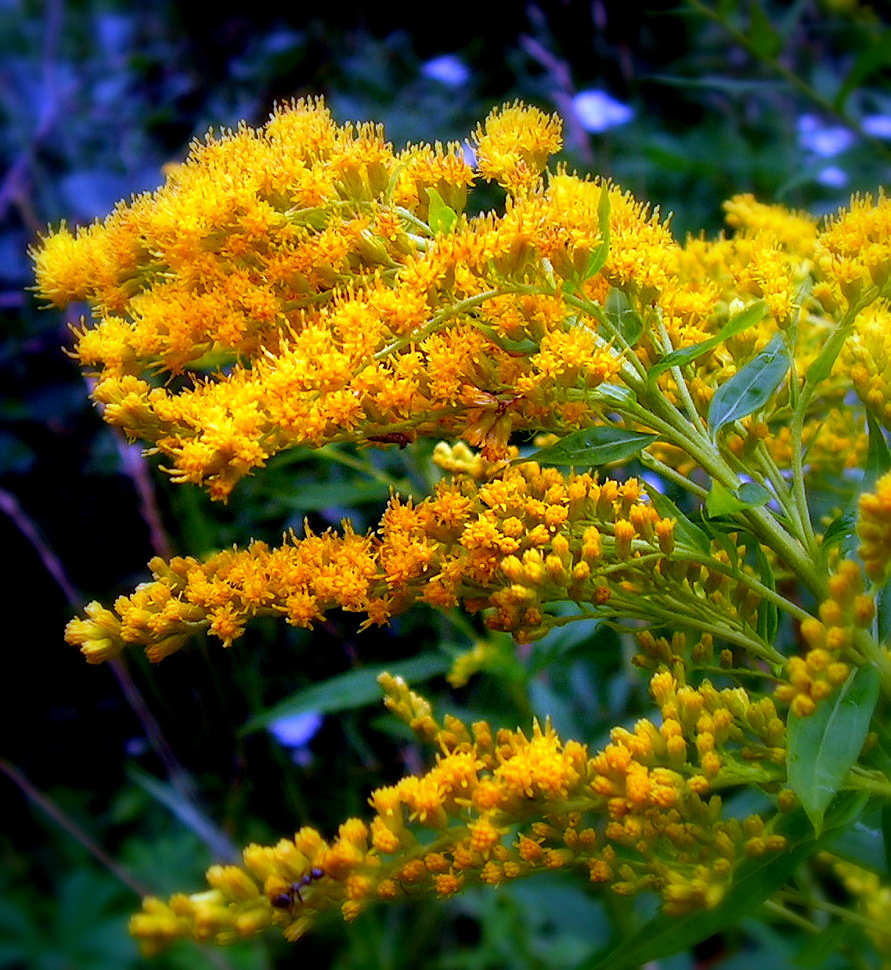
[571,89,634,133]
[421,54,471,87]
[817,165,848,188]
[268,711,323,766]
[863,114,891,139]
[797,114,854,157]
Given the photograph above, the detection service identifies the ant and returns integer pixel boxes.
[367,432,413,448]
[270,867,325,910]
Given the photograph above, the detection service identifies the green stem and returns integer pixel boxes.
[775,888,891,938]
[651,308,707,432]
[373,287,505,360]
[675,549,812,623]
[635,385,827,599]
[851,629,891,703]
[761,899,821,935]
[316,444,406,490]
[638,452,709,500]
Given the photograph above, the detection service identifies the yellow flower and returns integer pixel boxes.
[472,102,563,194]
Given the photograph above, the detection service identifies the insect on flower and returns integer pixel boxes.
[270,867,325,910]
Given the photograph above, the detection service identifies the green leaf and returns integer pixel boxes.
[706,481,748,517]
[705,480,772,518]
[605,288,642,346]
[793,919,850,967]
[821,511,857,558]
[563,185,611,289]
[708,333,789,438]
[647,300,767,388]
[585,183,612,279]
[737,481,772,507]
[242,653,450,733]
[834,32,891,112]
[786,664,880,836]
[878,578,891,660]
[426,187,458,234]
[274,478,392,511]
[737,530,779,644]
[591,383,636,407]
[748,3,782,58]
[646,489,711,553]
[865,411,891,486]
[882,806,891,878]
[525,427,658,467]
[580,809,821,970]
[827,809,890,877]
[804,322,853,387]
[125,766,238,862]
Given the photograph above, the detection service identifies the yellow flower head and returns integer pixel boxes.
[472,101,563,194]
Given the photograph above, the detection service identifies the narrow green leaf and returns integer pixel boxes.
[126,766,238,862]
[736,530,779,644]
[866,411,891,485]
[705,481,772,518]
[647,300,767,388]
[646,489,711,553]
[472,320,540,355]
[821,511,856,557]
[706,481,745,517]
[585,183,612,279]
[804,322,853,387]
[793,920,851,967]
[564,185,611,289]
[605,288,643,346]
[834,33,891,112]
[748,3,782,58]
[882,806,891,878]
[580,808,820,970]
[275,478,391,511]
[737,481,772,507]
[526,427,658,467]
[878,579,891,655]
[786,664,880,835]
[708,333,789,437]
[827,809,890,877]
[242,653,450,734]
[591,383,636,407]
[425,187,458,234]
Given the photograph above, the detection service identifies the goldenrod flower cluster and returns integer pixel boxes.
[34,98,891,957]
[844,301,891,431]
[65,446,779,663]
[814,190,891,311]
[34,99,876,503]
[859,471,891,583]
[33,99,658,500]
[129,670,787,953]
[774,559,872,716]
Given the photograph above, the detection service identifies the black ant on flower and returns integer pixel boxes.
[270,867,325,910]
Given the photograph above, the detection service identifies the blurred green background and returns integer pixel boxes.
[3,1,891,967]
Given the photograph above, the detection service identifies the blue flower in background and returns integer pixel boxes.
[421,55,471,87]
[863,114,891,139]
[797,114,854,157]
[268,711,323,766]
[571,89,634,133]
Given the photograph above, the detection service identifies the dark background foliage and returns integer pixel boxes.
[2,1,891,966]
